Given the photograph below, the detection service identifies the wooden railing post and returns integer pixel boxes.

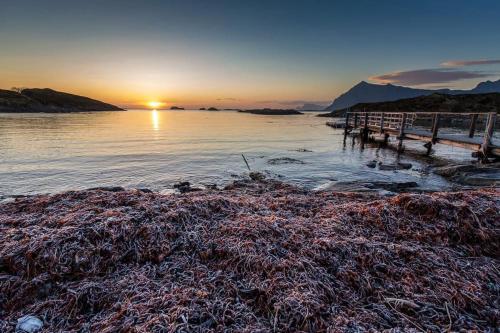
[481,112,497,158]
[397,113,407,153]
[469,114,478,138]
[354,114,358,128]
[363,112,369,141]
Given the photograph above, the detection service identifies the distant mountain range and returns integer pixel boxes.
[296,103,328,111]
[0,88,123,112]
[325,79,500,111]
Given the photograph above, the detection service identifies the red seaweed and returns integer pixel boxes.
[0,180,498,332]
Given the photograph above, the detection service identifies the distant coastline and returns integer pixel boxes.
[239,108,303,115]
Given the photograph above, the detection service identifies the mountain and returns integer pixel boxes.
[0,88,123,112]
[325,79,500,111]
[296,103,328,111]
[319,92,500,117]
[471,80,500,93]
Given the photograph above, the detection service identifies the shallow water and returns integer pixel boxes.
[0,110,478,197]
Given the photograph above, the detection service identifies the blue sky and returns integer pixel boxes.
[1,0,499,108]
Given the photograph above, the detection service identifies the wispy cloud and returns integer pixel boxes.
[441,59,500,67]
[370,69,495,86]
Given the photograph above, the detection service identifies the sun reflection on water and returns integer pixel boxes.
[151,109,160,130]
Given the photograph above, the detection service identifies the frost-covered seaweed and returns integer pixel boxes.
[0,180,498,332]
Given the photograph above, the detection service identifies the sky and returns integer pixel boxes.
[1,0,500,109]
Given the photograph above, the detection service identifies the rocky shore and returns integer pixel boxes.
[0,178,498,332]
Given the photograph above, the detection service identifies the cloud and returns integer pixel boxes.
[370,69,495,86]
[441,59,500,67]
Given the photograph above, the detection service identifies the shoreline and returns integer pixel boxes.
[1,178,498,331]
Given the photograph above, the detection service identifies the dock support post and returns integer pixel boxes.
[363,113,369,141]
[344,113,350,135]
[383,133,389,145]
[469,114,478,138]
[425,113,440,156]
[343,113,350,144]
[379,113,385,133]
[354,114,358,129]
[480,112,497,161]
[397,113,407,153]
[431,113,440,144]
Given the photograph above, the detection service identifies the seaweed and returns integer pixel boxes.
[0,180,498,332]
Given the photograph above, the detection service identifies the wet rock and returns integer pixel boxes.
[378,164,398,171]
[137,188,153,193]
[173,182,202,193]
[397,162,413,170]
[88,186,125,192]
[174,181,191,188]
[249,172,266,181]
[433,162,500,186]
[315,181,418,193]
[16,315,43,333]
[365,181,418,191]
[378,162,412,171]
[458,172,500,186]
[366,160,377,168]
[314,181,376,192]
[433,164,476,177]
[267,157,305,165]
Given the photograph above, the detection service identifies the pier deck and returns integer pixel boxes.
[343,111,499,159]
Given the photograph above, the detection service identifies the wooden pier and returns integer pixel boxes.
[342,111,499,160]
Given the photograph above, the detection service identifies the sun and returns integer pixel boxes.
[147,101,162,109]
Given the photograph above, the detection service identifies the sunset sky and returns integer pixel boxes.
[1,0,500,109]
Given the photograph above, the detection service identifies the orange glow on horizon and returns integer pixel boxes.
[147,101,163,109]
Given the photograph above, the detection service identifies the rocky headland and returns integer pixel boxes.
[0,88,123,113]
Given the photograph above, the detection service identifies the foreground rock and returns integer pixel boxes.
[0,88,123,112]
[434,162,500,187]
[316,180,419,193]
[0,181,498,332]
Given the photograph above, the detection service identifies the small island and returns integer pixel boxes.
[170,106,185,110]
[0,88,123,113]
[238,108,303,115]
[207,107,219,111]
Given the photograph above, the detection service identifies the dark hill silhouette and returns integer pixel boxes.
[0,88,123,112]
[325,79,500,111]
[319,92,500,117]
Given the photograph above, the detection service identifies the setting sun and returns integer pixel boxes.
[147,101,163,109]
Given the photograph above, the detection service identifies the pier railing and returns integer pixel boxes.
[344,111,498,159]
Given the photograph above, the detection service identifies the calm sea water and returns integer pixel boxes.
[0,110,475,198]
